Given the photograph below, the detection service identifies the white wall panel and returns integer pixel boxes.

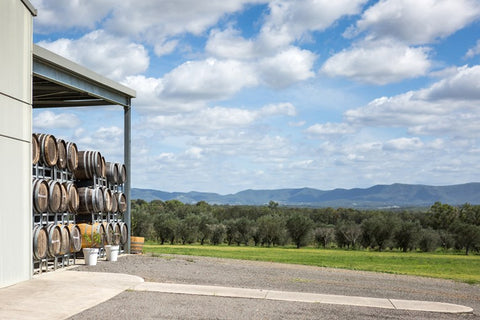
[0,0,32,103]
[0,95,31,142]
[0,137,31,287]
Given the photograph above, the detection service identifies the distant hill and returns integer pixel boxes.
[131,183,480,208]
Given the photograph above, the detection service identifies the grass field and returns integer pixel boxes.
[144,244,480,284]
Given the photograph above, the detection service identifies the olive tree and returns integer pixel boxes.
[286,213,313,248]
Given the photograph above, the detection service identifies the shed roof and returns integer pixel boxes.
[33,45,136,108]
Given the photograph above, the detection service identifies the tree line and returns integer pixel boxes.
[131,200,480,255]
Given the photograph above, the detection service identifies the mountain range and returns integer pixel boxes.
[131,183,480,208]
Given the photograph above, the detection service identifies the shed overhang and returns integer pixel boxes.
[32,45,136,108]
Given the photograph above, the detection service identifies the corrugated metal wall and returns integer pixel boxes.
[0,0,34,288]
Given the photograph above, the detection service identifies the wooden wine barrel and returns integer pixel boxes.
[131,236,144,254]
[46,179,61,213]
[118,222,128,245]
[32,178,49,213]
[57,224,71,255]
[115,192,127,213]
[63,182,79,213]
[111,192,118,213]
[78,187,104,214]
[33,225,48,260]
[113,222,122,245]
[37,133,58,167]
[78,223,106,248]
[118,163,127,184]
[66,141,78,172]
[46,224,62,257]
[102,187,113,213]
[75,150,103,180]
[101,156,106,178]
[105,162,119,184]
[67,224,82,253]
[102,222,114,245]
[58,182,69,213]
[32,134,40,165]
[56,139,67,169]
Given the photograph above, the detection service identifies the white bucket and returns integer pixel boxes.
[105,245,119,262]
[83,248,99,266]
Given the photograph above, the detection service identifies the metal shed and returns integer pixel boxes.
[32,44,136,254]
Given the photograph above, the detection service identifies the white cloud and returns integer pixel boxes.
[420,65,480,101]
[161,58,258,100]
[259,0,367,50]
[465,40,480,58]
[144,102,296,135]
[345,93,440,127]
[31,0,115,32]
[305,122,356,137]
[74,126,124,161]
[37,30,149,81]
[321,40,431,84]
[154,40,180,57]
[346,0,480,45]
[345,65,480,136]
[33,111,81,129]
[104,0,267,53]
[206,28,256,60]
[122,76,207,114]
[383,137,424,151]
[259,103,297,117]
[122,76,164,107]
[32,0,268,53]
[259,47,316,88]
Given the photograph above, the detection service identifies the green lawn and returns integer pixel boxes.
[143,244,480,284]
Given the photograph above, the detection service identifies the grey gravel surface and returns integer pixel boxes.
[68,254,480,319]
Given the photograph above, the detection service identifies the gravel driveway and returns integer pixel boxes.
[68,254,480,320]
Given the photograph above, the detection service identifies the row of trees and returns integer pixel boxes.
[131,200,480,255]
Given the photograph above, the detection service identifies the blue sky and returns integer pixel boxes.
[31,0,480,194]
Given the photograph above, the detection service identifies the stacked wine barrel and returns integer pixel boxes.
[32,132,128,270]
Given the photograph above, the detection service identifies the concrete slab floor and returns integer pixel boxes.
[0,270,473,320]
[0,270,144,320]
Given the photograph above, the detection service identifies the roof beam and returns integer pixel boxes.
[33,61,131,107]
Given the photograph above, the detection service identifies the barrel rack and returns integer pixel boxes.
[32,135,128,274]
[33,163,76,274]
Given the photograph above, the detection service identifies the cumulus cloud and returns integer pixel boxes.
[161,58,258,100]
[383,137,424,151]
[259,47,316,88]
[33,111,81,129]
[305,122,356,137]
[465,40,480,58]
[258,103,296,117]
[420,65,480,101]
[206,28,256,60]
[37,30,149,81]
[345,0,480,45]
[31,0,115,32]
[144,102,296,135]
[32,0,267,54]
[321,40,431,84]
[74,126,124,160]
[344,65,480,136]
[104,0,267,53]
[259,0,367,50]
